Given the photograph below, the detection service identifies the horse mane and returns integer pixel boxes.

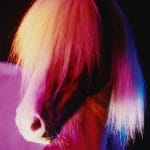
[106,1,145,145]
[9,0,145,148]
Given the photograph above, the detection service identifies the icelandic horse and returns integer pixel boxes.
[9,0,145,149]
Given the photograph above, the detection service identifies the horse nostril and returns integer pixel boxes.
[31,117,42,131]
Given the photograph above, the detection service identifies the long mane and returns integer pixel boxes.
[106,1,145,146]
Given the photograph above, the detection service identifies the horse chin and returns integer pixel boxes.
[15,105,50,145]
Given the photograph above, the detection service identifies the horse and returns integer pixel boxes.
[8,0,145,149]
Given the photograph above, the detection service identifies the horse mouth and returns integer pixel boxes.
[15,110,51,145]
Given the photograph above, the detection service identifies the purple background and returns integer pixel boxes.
[0,63,43,150]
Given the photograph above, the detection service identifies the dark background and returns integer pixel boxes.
[0,0,149,149]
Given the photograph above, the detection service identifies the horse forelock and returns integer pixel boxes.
[9,0,104,143]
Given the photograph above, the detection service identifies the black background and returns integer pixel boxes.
[0,0,149,149]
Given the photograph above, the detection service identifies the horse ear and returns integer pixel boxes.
[106,0,145,146]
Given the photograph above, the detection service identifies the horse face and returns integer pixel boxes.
[15,61,103,145]
[13,0,102,145]
[15,70,51,144]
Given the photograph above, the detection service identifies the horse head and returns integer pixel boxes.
[9,0,145,149]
